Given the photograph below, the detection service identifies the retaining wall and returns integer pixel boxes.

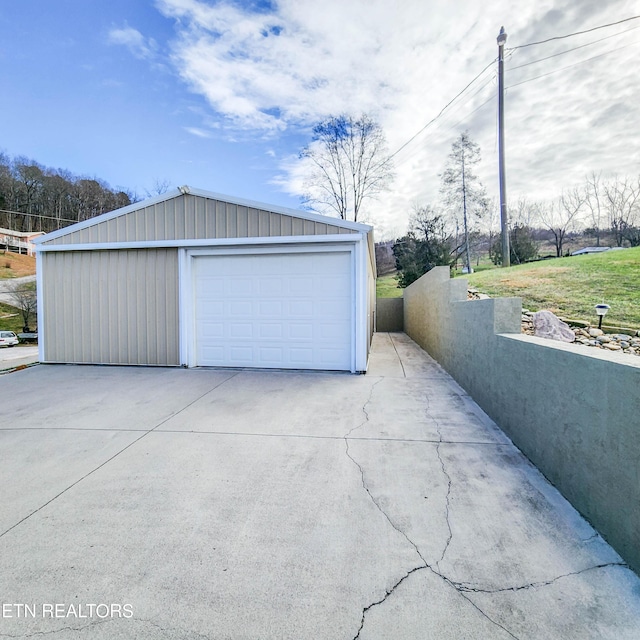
[376,297,404,332]
[404,266,640,573]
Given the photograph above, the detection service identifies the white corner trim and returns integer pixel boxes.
[35,251,45,363]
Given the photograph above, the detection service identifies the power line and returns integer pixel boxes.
[507,24,640,71]
[386,57,497,162]
[508,14,640,50]
[390,74,498,170]
[0,208,78,224]
[506,40,640,90]
[382,16,640,175]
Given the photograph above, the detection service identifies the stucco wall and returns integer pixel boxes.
[376,298,404,332]
[404,266,640,573]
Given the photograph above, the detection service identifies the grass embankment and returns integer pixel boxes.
[0,302,23,333]
[464,247,640,329]
[376,272,403,298]
[0,252,36,278]
[0,253,36,333]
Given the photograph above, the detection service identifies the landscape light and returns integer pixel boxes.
[595,303,610,329]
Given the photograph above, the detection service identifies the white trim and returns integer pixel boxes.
[178,248,189,367]
[32,189,185,244]
[354,235,369,372]
[185,186,372,232]
[35,234,359,253]
[179,242,359,372]
[34,186,372,245]
[36,251,44,363]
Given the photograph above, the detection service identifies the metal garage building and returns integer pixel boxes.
[34,187,376,372]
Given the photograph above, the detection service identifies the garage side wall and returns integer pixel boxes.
[41,249,179,365]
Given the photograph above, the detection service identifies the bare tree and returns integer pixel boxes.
[536,188,585,257]
[300,114,394,222]
[584,172,605,246]
[8,281,37,331]
[440,132,487,273]
[510,197,537,227]
[603,175,640,247]
[145,178,171,198]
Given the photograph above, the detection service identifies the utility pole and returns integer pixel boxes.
[497,26,510,267]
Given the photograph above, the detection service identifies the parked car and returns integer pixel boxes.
[0,331,19,347]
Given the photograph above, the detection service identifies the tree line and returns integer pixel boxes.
[0,152,136,234]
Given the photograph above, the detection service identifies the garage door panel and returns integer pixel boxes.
[289,300,314,316]
[202,322,224,338]
[259,323,283,339]
[194,252,352,370]
[258,301,283,317]
[258,277,284,296]
[232,278,254,296]
[288,277,313,294]
[230,346,253,362]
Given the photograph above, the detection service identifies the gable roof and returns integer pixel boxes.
[35,186,372,247]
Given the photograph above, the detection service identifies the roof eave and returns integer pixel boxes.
[34,185,373,245]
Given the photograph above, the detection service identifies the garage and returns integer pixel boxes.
[35,187,376,372]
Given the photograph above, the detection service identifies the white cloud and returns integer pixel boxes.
[108,25,157,60]
[154,0,640,233]
[184,126,213,138]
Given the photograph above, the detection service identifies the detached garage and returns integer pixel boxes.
[34,187,376,372]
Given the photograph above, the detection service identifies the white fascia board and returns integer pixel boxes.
[35,234,359,252]
[34,185,373,246]
[185,186,373,233]
[32,188,185,245]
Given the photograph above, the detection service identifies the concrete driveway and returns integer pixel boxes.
[1,333,639,639]
[0,345,38,370]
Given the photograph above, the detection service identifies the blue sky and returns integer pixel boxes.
[1,1,639,238]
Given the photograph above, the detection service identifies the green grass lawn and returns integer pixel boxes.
[463,247,640,329]
[376,272,403,298]
[0,302,24,333]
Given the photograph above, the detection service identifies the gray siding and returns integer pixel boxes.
[42,195,356,246]
[42,249,179,365]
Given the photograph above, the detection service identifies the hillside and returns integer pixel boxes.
[0,252,37,278]
[464,248,640,329]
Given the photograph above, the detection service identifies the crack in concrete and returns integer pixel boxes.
[424,392,454,570]
[344,377,520,640]
[343,377,384,440]
[387,333,407,378]
[452,561,630,594]
[352,565,429,639]
[0,618,113,638]
[134,618,213,639]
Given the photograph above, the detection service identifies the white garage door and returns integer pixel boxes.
[193,251,352,370]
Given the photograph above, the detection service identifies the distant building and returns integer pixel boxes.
[571,247,627,256]
[0,228,45,256]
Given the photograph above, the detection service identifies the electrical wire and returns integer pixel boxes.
[507,24,640,71]
[385,57,497,162]
[506,40,640,90]
[507,14,640,50]
[381,17,640,172]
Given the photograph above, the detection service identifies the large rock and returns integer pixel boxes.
[532,310,576,343]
